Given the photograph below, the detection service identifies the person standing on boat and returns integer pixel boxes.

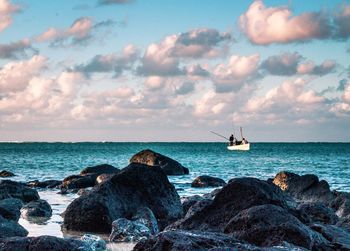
[229,134,234,146]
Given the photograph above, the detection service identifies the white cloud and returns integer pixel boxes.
[0,0,20,32]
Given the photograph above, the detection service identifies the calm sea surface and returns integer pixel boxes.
[0,142,349,242]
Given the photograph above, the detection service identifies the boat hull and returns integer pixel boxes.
[227,143,250,151]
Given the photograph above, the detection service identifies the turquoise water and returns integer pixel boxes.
[1,142,349,193]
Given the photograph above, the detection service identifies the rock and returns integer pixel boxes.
[0,235,88,251]
[297,202,338,225]
[167,178,287,232]
[0,170,15,178]
[224,204,328,249]
[336,215,350,232]
[0,215,28,238]
[132,207,159,235]
[0,180,39,202]
[331,191,350,218]
[184,199,213,219]
[21,199,52,218]
[0,198,23,221]
[311,223,350,250]
[191,175,226,188]
[202,188,222,199]
[109,218,152,242]
[80,164,119,176]
[272,171,334,203]
[63,163,182,232]
[80,234,106,251]
[181,195,204,215]
[61,174,96,190]
[133,230,257,251]
[27,180,61,189]
[96,173,115,184]
[130,149,189,175]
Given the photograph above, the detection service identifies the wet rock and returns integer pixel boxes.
[80,234,106,251]
[63,163,182,232]
[61,174,96,190]
[133,230,253,251]
[80,164,119,176]
[0,180,39,202]
[0,215,28,238]
[191,175,226,188]
[0,170,15,178]
[331,191,350,218]
[183,199,213,219]
[109,218,152,242]
[297,202,338,225]
[0,235,88,251]
[311,223,350,250]
[168,178,287,232]
[130,149,189,175]
[132,207,159,235]
[0,198,23,221]
[224,204,328,249]
[273,171,334,203]
[21,199,52,218]
[202,188,221,199]
[96,173,115,184]
[27,180,61,189]
[336,215,350,232]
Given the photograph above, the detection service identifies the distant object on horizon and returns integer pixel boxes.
[210,127,250,151]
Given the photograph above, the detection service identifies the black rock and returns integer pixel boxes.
[297,202,338,225]
[167,177,287,232]
[0,215,28,238]
[273,171,334,204]
[311,223,350,250]
[80,164,119,176]
[0,170,15,178]
[0,180,39,202]
[21,199,52,218]
[27,180,62,189]
[224,204,328,249]
[96,173,115,184]
[0,198,23,221]
[63,163,182,232]
[331,191,350,218]
[0,235,86,251]
[191,175,226,188]
[61,174,96,190]
[181,195,204,215]
[130,149,189,175]
[133,230,257,251]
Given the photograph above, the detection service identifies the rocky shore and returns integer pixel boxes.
[0,149,349,250]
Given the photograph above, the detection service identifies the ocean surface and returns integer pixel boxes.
[0,142,349,249]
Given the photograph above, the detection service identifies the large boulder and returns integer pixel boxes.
[130,149,189,175]
[133,230,259,251]
[167,178,287,232]
[63,163,182,232]
[224,204,328,249]
[21,199,52,218]
[0,170,15,178]
[0,235,88,251]
[297,202,338,225]
[0,180,39,202]
[80,164,119,176]
[191,175,226,188]
[0,215,28,238]
[0,198,23,221]
[272,171,334,203]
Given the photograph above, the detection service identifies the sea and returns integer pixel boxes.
[0,142,349,249]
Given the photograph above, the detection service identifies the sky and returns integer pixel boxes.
[0,0,350,142]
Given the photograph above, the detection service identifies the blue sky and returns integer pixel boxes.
[0,0,350,142]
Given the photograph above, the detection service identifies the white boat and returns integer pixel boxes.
[227,143,250,151]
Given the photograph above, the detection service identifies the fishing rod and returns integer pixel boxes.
[210,131,230,141]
